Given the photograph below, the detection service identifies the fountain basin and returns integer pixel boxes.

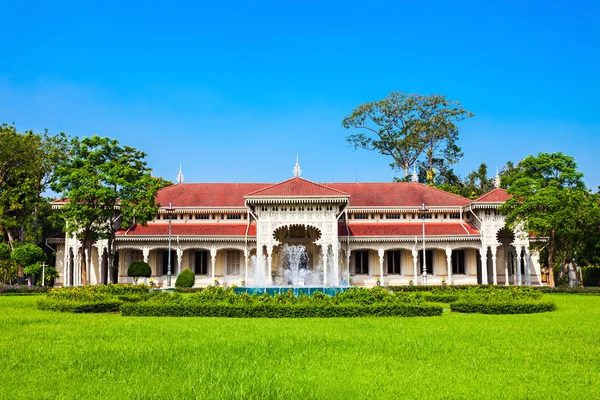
[234,286,353,297]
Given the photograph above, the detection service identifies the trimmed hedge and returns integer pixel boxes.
[37,298,123,313]
[538,286,600,295]
[450,300,556,314]
[127,260,152,279]
[175,269,195,288]
[46,284,150,301]
[422,293,461,303]
[120,301,443,318]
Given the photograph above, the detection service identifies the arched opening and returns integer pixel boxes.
[271,224,323,285]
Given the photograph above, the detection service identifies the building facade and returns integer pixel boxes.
[48,166,545,288]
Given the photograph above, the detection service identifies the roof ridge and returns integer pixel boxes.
[245,177,349,197]
[412,182,472,202]
[473,187,509,203]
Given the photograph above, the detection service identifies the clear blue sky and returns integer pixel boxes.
[1,0,599,189]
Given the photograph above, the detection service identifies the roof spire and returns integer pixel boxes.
[176,163,184,184]
[411,166,418,183]
[494,166,500,188]
[292,153,302,178]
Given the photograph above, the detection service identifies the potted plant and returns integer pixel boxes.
[409,280,414,286]
[376,278,381,287]
[241,280,246,287]
[442,278,447,286]
[214,279,219,286]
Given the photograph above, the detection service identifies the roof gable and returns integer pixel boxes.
[245,177,349,198]
[473,188,512,203]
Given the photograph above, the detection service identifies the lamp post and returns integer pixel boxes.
[166,202,175,287]
[421,203,427,286]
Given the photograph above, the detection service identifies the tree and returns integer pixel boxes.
[342,92,473,178]
[500,152,600,286]
[0,242,17,284]
[127,260,151,284]
[51,136,159,285]
[11,243,46,286]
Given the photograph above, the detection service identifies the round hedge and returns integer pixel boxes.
[127,260,152,278]
[175,269,195,288]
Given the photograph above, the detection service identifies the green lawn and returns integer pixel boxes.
[1,295,599,399]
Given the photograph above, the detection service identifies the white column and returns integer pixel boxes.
[504,246,510,286]
[480,247,487,285]
[346,249,351,284]
[378,248,384,286]
[412,248,418,284]
[244,248,249,283]
[332,242,339,287]
[492,252,498,286]
[525,250,532,286]
[516,248,522,286]
[481,248,488,285]
[142,247,150,263]
[446,247,452,285]
[176,248,183,276]
[210,247,217,284]
[97,248,103,285]
[321,245,328,286]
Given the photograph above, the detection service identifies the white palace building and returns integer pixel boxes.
[48,161,546,288]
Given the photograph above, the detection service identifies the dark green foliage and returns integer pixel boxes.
[422,293,460,303]
[120,301,443,318]
[46,284,149,301]
[538,286,600,294]
[0,284,49,295]
[127,261,151,278]
[37,298,122,313]
[174,287,202,293]
[174,269,195,288]
[450,300,556,314]
[581,266,600,287]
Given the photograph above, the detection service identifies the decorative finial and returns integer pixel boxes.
[494,166,500,188]
[411,166,418,183]
[292,153,302,178]
[176,163,184,184]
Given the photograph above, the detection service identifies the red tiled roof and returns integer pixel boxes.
[339,222,479,236]
[245,177,349,197]
[47,232,66,239]
[325,182,471,207]
[156,183,269,207]
[117,223,256,236]
[473,188,512,203]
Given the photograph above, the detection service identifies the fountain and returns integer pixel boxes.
[235,244,351,296]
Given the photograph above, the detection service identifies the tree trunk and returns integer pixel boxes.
[78,245,87,285]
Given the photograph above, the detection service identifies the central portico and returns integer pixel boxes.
[245,171,349,285]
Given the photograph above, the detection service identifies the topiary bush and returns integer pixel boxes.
[127,261,152,283]
[175,269,195,288]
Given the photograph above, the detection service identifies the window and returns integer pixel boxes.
[387,214,401,219]
[387,250,401,274]
[194,251,208,275]
[227,214,241,220]
[452,250,465,274]
[354,214,369,220]
[227,250,241,275]
[355,251,369,274]
[419,250,433,275]
[161,250,177,275]
[195,214,209,220]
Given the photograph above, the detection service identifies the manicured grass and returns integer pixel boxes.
[1,295,599,399]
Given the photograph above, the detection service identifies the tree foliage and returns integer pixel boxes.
[500,152,600,284]
[342,92,473,178]
[51,136,160,285]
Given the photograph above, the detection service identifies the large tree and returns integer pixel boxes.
[500,152,600,286]
[342,92,473,178]
[51,136,159,285]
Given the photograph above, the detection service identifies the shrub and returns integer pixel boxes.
[450,299,556,314]
[0,284,49,295]
[582,266,600,287]
[127,261,152,283]
[422,293,461,303]
[120,301,443,318]
[538,286,600,294]
[37,298,123,313]
[175,269,195,288]
[46,284,149,301]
